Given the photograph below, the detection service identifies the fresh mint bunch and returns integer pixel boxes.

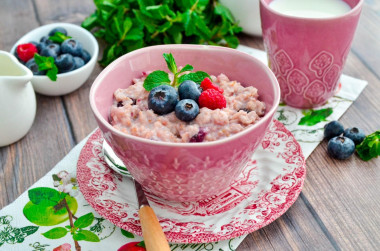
[34,54,58,81]
[143,53,210,91]
[82,0,242,66]
[356,130,380,161]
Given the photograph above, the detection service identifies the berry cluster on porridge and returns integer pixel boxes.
[109,53,265,143]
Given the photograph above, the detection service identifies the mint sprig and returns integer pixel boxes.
[34,54,58,81]
[49,31,72,44]
[356,130,380,161]
[143,53,210,91]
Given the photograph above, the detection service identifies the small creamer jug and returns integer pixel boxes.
[0,50,36,147]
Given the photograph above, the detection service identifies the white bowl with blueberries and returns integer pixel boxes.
[10,22,99,96]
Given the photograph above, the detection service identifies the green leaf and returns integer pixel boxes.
[125,27,144,40]
[82,13,98,30]
[33,54,58,81]
[179,64,193,73]
[178,71,210,85]
[42,227,68,239]
[46,65,58,81]
[133,9,157,33]
[356,131,380,161]
[137,241,146,247]
[52,174,60,181]
[298,108,333,126]
[224,35,239,48]
[74,213,95,229]
[49,32,72,44]
[20,226,39,236]
[74,230,100,242]
[28,187,63,206]
[214,3,235,23]
[183,10,196,36]
[163,53,177,74]
[143,70,171,91]
[121,229,134,238]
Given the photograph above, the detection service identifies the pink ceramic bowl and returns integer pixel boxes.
[90,44,280,202]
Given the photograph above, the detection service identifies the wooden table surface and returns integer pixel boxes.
[1,1,379,250]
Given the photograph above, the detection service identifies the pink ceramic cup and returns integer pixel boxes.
[260,0,363,108]
[90,44,280,202]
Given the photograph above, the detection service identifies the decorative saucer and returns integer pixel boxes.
[77,120,306,243]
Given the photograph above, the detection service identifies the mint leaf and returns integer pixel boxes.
[49,32,71,43]
[34,54,58,81]
[143,70,171,91]
[74,213,94,229]
[46,66,58,81]
[178,71,210,85]
[298,108,333,126]
[163,53,177,74]
[356,130,380,161]
[42,227,68,239]
[179,64,193,73]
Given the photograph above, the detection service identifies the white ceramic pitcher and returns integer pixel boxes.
[0,50,36,147]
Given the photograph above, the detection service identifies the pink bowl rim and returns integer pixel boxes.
[260,0,364,21]
[89,44,280,147]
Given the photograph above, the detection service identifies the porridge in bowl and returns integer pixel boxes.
[110,53,265,143]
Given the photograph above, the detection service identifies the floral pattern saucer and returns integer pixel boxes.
[77,120,306,244]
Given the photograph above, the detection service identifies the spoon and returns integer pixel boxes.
[102,141,170,251]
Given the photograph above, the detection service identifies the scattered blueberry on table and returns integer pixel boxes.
[327,136,356,160]
[343,127,366,145]
[324,120,344,140]
[324,121,367,160]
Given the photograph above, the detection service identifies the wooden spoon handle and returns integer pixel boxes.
[139,205,170,251]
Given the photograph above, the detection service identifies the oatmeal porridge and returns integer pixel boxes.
[109,73,265,143]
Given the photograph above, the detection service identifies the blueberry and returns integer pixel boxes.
[175,99,199,122]
[343,127,365,145]
[80,49,91,64]
[178,80,202,102]
[40,36,52,45]
[327,136,355,160]
[48,27,68,36]
[324,121,344,140]
[73,57,85,70]
[190,129,207,142]
[61,38,83,56]
[40,43,60,58]
[26,58,46,75]
[55,53,75,73]
[148,85,178,115]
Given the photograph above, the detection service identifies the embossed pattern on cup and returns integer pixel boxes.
[260,0,363,108]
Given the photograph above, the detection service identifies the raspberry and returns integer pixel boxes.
[16,43,38,63]
[201,77,224,94]
[199,89,226,110]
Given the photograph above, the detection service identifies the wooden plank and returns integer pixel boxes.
[238,195,337,250]
[33,0,101,142]
[0,0,75,209]
[300,50,380,250]
[351,1,380,78]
